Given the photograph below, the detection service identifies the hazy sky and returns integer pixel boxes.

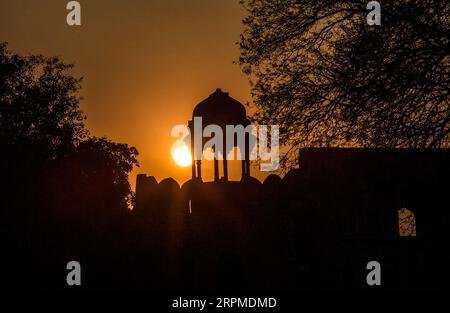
[0,0,270,187]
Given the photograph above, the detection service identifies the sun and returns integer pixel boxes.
[172,145,192,167]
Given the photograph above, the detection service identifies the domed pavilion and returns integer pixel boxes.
[188,89,252,181]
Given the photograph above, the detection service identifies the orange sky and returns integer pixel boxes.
[0,0,270,188]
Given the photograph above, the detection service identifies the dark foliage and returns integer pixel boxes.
[0,42,86,159]
[0,44,139,289]
[239,0,450,168]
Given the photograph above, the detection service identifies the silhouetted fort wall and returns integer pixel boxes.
[134,148,450,291]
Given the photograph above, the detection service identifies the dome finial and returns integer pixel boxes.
[213,88,228,96]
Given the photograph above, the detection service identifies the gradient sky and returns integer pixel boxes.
[0,0,271,187]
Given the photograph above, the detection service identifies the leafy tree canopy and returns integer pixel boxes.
[0,42,86,159]
[239,0,450,168]
[0,43,139,212]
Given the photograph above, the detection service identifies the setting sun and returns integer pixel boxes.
[172,145,192,167]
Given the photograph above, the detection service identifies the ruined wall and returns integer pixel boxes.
[132,148,450,291]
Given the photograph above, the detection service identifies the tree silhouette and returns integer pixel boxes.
[0,42,87,160]
[46,137,139,213]
[239,0,450,168]
[0,42,138,224]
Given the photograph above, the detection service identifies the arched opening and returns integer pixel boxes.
[398,208,416,237]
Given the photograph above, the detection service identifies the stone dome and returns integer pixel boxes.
[192,89,249,126]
